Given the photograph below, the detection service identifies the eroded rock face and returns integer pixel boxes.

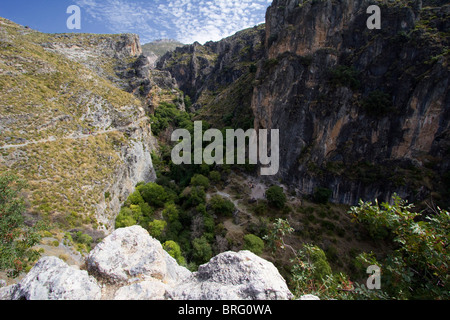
[1,226,294,301]
[252,0,449,204]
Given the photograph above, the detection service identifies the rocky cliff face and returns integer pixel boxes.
[156,1,449,206]
[252,0,449,205]
[0,226,294,300]
[158,25,266,128]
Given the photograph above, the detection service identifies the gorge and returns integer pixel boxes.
[0,0,448,300]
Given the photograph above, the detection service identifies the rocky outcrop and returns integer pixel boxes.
[167,250,294,300]
[141,39,184,68]
[0,226,294,300]
[157,25,266,109]
[5,257,101,300]
[86,226,190,286]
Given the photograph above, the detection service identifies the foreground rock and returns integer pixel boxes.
[86,226,191,286]
[167,250,294,300]
[0,226,293,300]
[4,257,101,300]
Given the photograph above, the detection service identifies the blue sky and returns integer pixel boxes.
[0,0,271,44]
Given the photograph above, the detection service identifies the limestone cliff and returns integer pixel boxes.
[157,24,266,128]
[156,1,449,206]
[252,0,449,205]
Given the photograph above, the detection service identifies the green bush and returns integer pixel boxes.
[329,65,360,90]
[163,240,186,266]
[190,174,210,190]
[162,203,179,223]
[243,234,265,255]
[209,195,235,217]
[0,174,44,278]
[313,187,332,204]
[209,171,222,184]
[192,237,213,265]
[266,186,287,209]
[253,201,268,216]
[182,186,206,208]
[349,195,450,299]
[362,90,393,117]
[148,220,167,239]
[115,207,137,229]
[138,182,168,208]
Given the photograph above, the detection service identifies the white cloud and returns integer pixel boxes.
[75,0,270,44]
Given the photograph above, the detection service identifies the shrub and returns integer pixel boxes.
[0,174,45,278]
[163,241,186,266]
[266,186,287,209]
[264,219,384,300]
[209,171,222,184]
[138,182,168,208]
[182,186,206,208]
[148,220,167,239]
[192,237,213,265]
[253,200,268,216]
[313,187,332,204]
[329,65,360,90]
[184,95,192,109]
[190,174,210,190]
[209,195,235,217]
[124,190,145,207]
[362,90,393,117]
[243,234,265,255]
[115,207,137,229]
[349,195,450,299]
[162,203,179,223]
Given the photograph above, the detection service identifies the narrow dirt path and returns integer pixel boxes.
[0,129,119,150]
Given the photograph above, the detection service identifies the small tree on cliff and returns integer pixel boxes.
[0,173,45,278]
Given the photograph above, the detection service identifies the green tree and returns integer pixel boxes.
[138,183,168,208]
[190,174,210,190]
[163,240,186,266]
[313,187,332,204]
[115,207,137,229]
[349,195,450,299]
[162,203,179,223]
[209,171,221,184]
[182,186,206,208]
[266,186,286,209]
[0,174,45,278]
[209,195,235,217]
[243,234,265,255]
[192,237,213,265]
[148,220,167,239]
[124,190,145,207]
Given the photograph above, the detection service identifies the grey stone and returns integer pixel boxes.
[11,256,101,300]
[168,250,294,300]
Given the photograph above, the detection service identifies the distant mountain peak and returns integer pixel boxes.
[141,39,184,67]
